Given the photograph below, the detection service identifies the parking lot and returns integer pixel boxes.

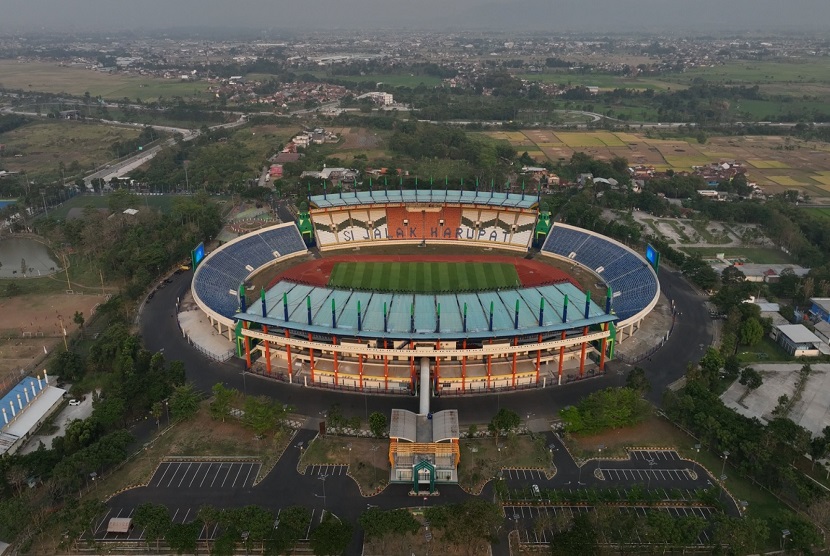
[504,504,714,545]
[627,450,681,462]
[600,468,695,482]
[149,461,261,490]
[306,464,348,477]
[89,505,324,542]
[503,469,546,481]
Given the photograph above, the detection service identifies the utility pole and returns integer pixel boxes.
[99,269,105,295]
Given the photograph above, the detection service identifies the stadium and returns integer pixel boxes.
[189,189,661,397]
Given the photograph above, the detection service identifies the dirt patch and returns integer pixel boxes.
[565,415,686,459]
[299,435,389,493]
[0,293,107,383]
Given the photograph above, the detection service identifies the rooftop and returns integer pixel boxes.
[390,408,459,443]
[239,281,616,341]
[309,189,539,210]
[776,324,823,345]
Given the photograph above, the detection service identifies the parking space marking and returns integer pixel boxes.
[153,463,173,487]
[188,463,203,488]
[243,463,256,487]
[199,463,214,488]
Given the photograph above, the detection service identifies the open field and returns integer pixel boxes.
[680,246,794,264]
[478,130,830,199]
[0,120,141,181]
[0,293,107,382]
[327,261,520,292]
[45,193,181,220]
[0,60,210,100]
[306,71,443,88]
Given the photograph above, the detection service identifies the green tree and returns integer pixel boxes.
[625,367,651,394]
[550,514,597,556]
[739,367,763,391]
[133,502,171,552]
[310,514,352,556]
[168,383,200,422]
[196,504,220,553]
[166,521,199,555]
[243,395,278,436]
[488,408,521,447]
[368,412,387,438]
[272,506,311,554]
[739,317,764,346]
[151,401,163,429]
[73,311,85,337]
[425,499,501,554]
[210,383,236,422]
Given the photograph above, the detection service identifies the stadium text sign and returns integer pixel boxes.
[343,226,511,242]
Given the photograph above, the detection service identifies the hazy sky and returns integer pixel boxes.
[2,0,830,32]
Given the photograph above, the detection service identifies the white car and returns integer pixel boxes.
[68,399,81,406]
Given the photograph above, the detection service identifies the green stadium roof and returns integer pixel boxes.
[309,189,539,210]
[237,282,616,341]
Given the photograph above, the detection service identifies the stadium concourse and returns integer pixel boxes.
[188,190,660,397]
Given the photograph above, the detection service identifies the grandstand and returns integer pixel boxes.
[540,223,659,337]
[191,223,308,335]
[308,190,538,250]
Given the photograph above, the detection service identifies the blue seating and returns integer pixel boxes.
[193,225,307,318]
[543,225,658,321]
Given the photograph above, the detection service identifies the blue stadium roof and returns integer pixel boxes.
[237,281,616,341]
[1,376,47,433]
[309,189,539,210]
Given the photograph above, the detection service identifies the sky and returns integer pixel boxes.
[2,0,830,33]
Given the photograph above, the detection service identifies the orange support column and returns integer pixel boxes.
[487,354,492,390]
[308,333,315,380]
[461,339,467,393]
[579,326,588,377]
[384,354,389,391]
[263,325,271,374]
[435,357,441,395]
[511,337,518,389]
[359,353,364,391]
[285,329,293,380]
[535,334,542,385]
[558,331,565,383]
[243,321,251,368]
[331,336,340,386]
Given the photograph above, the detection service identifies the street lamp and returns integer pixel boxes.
[597,445,605,477]
[370,444,380,485]
[577,462,586,486]
[719,474,727,502]
[781,529,790,551]
[646,459,657,491]
[720,450,730,477]
[315,475,327,507]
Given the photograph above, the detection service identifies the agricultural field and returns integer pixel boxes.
[478,130,830,201]
[0,119,141,181]
[327,261,520,292]
[0,60,210,100]
[305,71,443,88]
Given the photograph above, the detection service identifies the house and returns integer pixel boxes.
[770,324,828,357]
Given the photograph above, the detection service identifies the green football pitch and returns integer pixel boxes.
[327,262,521,292]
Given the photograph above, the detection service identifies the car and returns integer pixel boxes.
[531,484,540,497]
[164,279,173,284]
[68,399,81,406]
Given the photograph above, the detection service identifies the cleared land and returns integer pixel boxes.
[480,130,830,201]
[327,261,520,292]
[680,246,794,264]
[0,120,141,181]
[0,60,210,100]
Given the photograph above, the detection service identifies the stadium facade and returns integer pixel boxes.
[190,191,659,395]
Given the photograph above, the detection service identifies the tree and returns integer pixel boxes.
[20,258,26,276]
[166,521,199,555]
[133,502,170,552]
[368,412,387,438]
[425,499,501,555]
[168,383,200,422]
[50,349,85,382]
[488,408,521,446]
[550,514,597,556]
[625,367,651,394]
[739,367,763,391]
[243,395,278,436]
[151,401,163,429]
[197,504,220,553]
[5,464,27,496]
[210,383,235,422]
[73,311,85,337]
[272,506,311,554]
[810,436,828,470]
[310,514,352,556]
[739,317,764,346]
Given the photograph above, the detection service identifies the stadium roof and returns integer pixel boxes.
[309,189,539,210]
[238,281,616,340]
[390,408,459,443]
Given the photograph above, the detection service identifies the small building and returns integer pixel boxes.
[814,320,830,345]
[106,517,133,534]
[809,298,830,323]
[269,165,283,179]
[388,408,459,493]
[770,324,828,357]
[1,373,64,456]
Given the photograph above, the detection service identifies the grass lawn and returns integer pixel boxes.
[458,435,552,492]
[803,207,830,221]
[0,60,209,100]
[736,336,792,363]
[0,120,142,182]
[327,261,520,292]
[299,435,389,494]
[680,246,795,265]
[45,193,180,220]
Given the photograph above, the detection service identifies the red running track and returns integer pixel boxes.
[268,254,577,290]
